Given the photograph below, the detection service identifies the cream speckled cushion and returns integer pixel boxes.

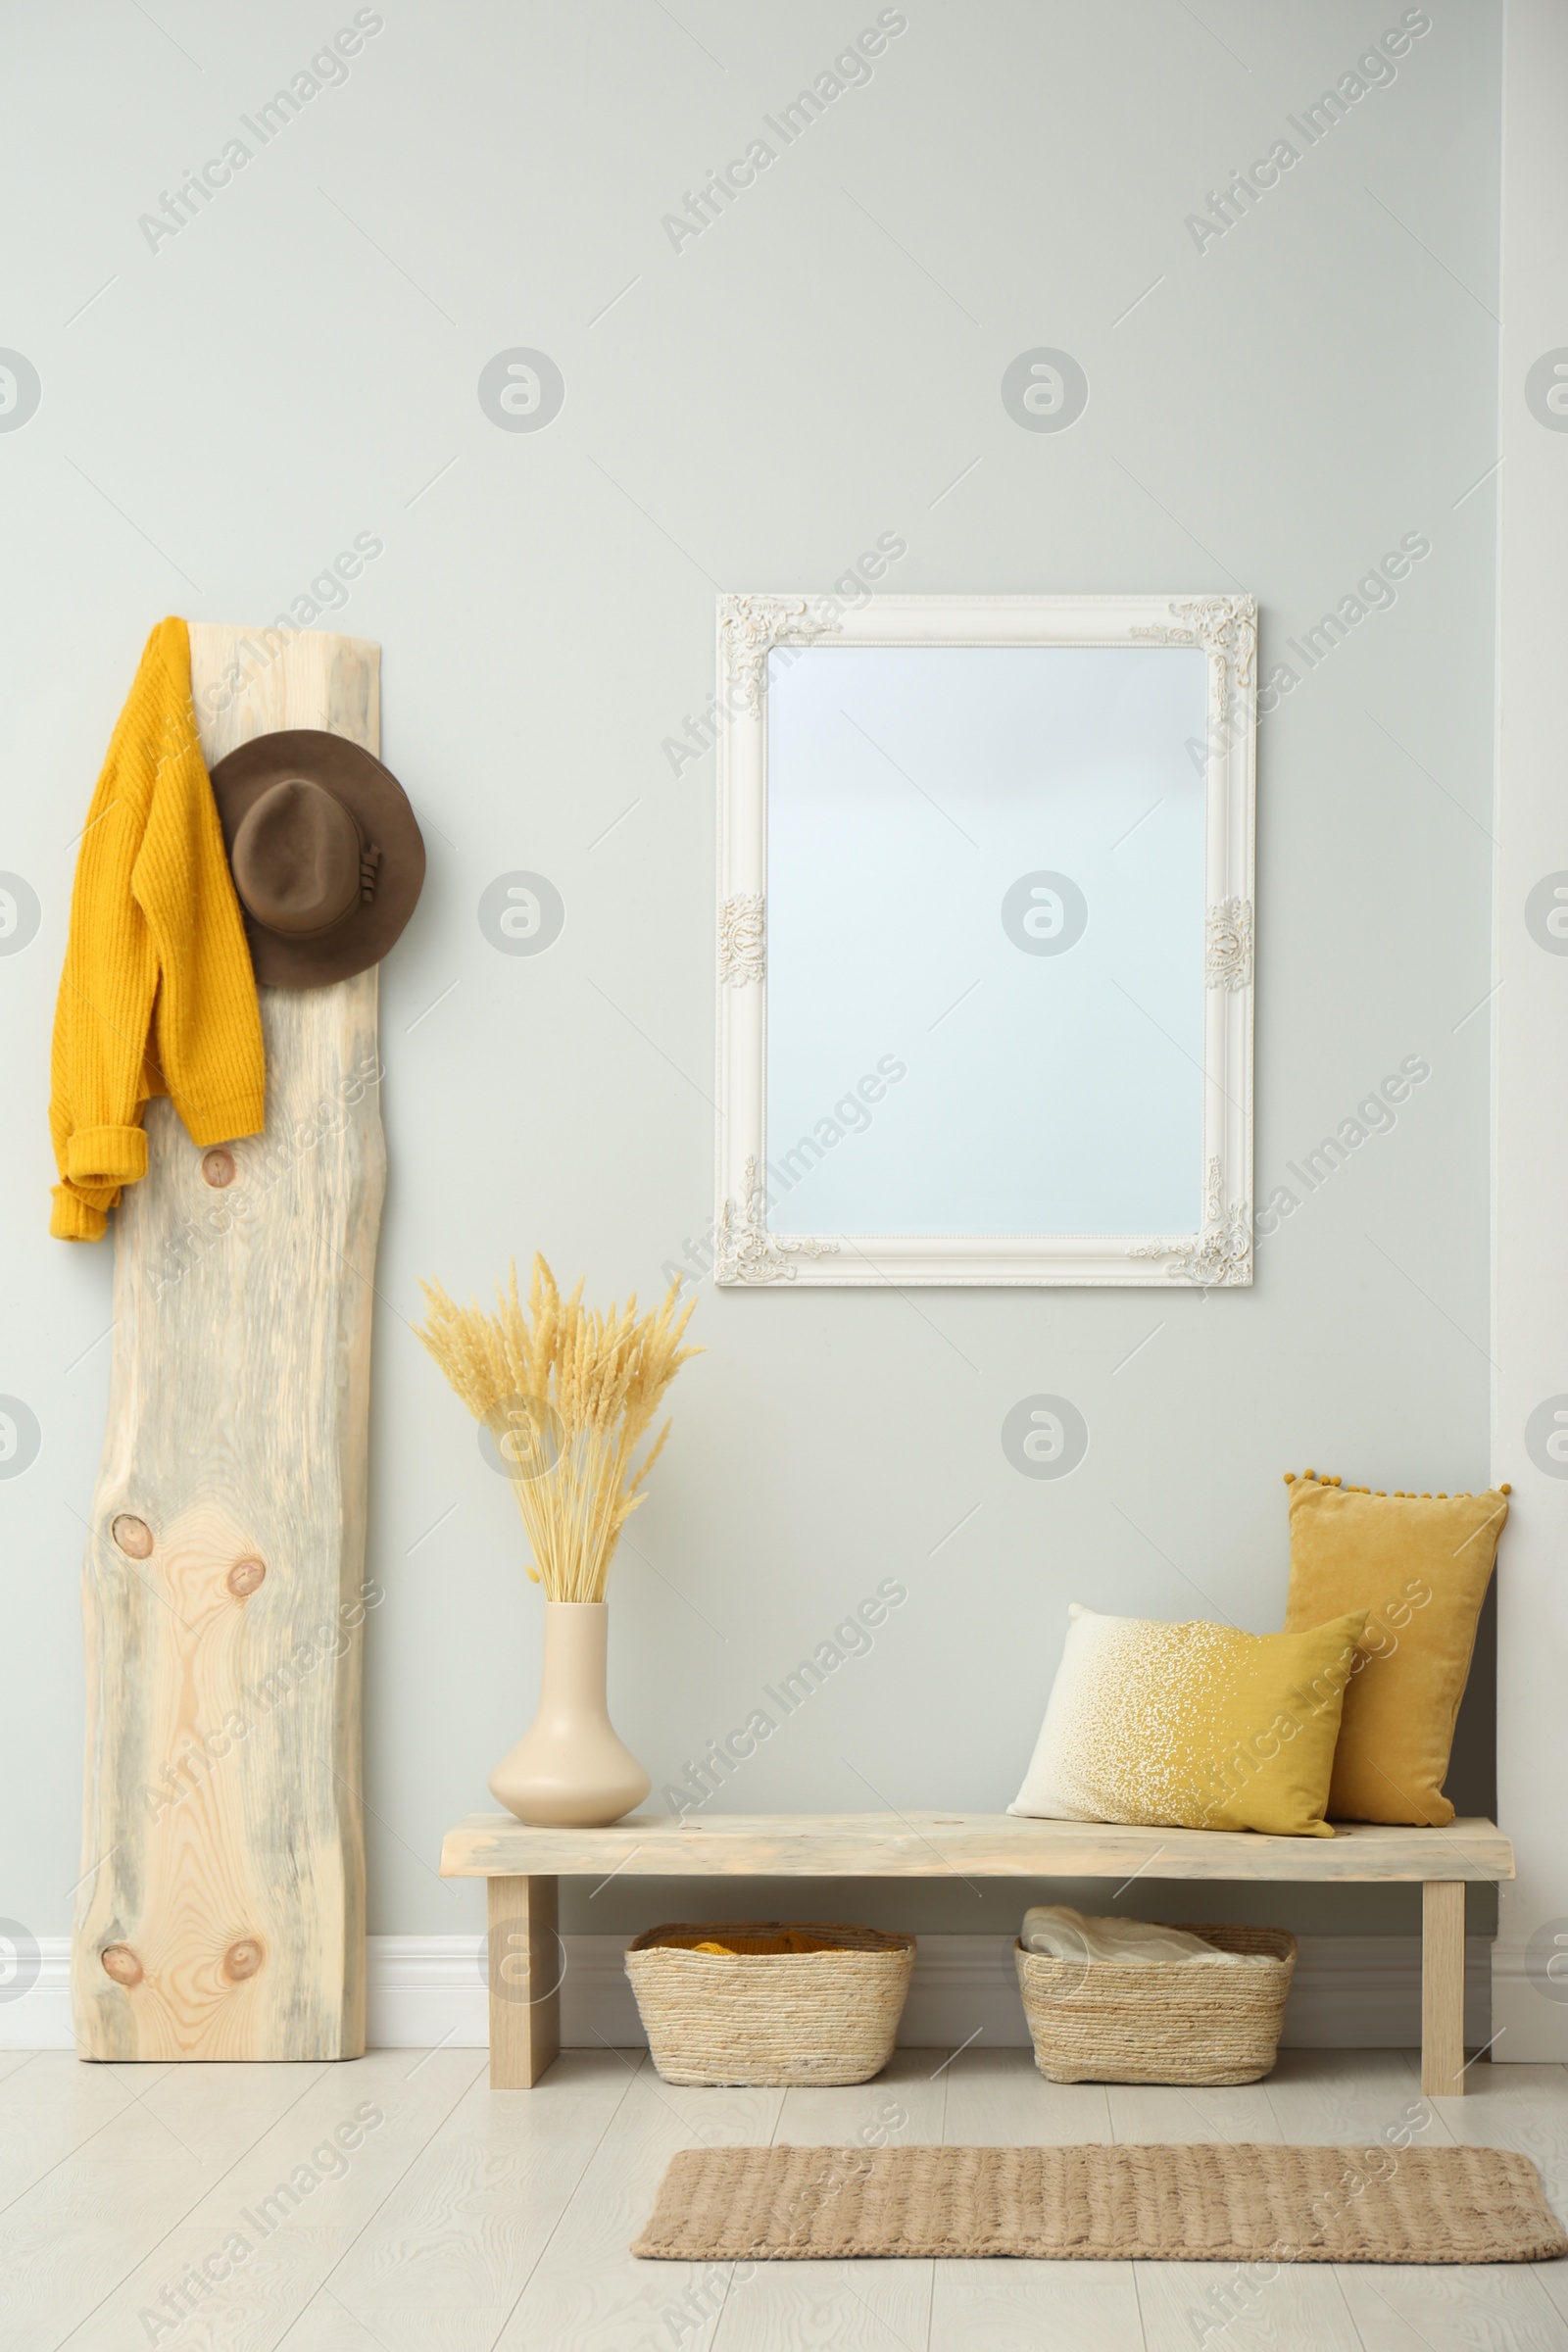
[1009,1602,1367,1838]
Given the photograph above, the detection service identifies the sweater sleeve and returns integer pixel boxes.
[47,630,166,1238]
[134,628,266,1152]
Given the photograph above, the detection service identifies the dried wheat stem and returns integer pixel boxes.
[414,1256,701,1602]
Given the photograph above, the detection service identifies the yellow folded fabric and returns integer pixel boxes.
[1283,1470,1508,1825]
[671,1931,844,1956]
[49,618,266,1240]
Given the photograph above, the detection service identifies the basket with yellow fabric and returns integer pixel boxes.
[624,1920,915,2085]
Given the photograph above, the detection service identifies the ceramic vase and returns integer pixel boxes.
[489,1600,650,1828]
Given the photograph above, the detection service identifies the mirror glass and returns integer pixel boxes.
[763,643,1209,1238]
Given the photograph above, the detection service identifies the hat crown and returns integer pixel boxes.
[230,777,363,938]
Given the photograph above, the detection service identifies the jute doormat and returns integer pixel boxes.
[632,2142,1568,2264]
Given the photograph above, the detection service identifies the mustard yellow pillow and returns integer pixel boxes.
[1009,1602,1368,1838]
[1282,1469,1508,1827]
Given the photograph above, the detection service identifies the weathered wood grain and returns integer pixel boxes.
[447,1815,1508,2094]
[1422,1881,1468,2097]
[72,624,385,2061]
[487,1877,561,2090]
[439,1811,1515,1885]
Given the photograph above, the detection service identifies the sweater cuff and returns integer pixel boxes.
[67,1124,149,1187]
[51,1186,110,1243]
[182,1094,267,1150]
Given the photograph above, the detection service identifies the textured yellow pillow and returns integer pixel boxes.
[1282,1469,1508,1827]
[1009,1602,1368,1838]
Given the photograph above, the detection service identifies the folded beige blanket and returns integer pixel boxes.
[1020,1904,1269,1965]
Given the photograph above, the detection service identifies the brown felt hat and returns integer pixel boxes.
[209,730,425,987]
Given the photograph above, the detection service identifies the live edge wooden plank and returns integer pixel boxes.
[74,626,383,2063]
[440,1812,1514,1885]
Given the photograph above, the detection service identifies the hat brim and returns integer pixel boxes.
[209,729,425,987]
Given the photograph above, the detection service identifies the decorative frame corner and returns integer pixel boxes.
[1129,1158,1253,1288]
[713,1156,840,1284]
[717,594,845,719]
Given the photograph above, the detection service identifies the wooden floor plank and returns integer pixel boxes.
[1404,2056,1568,2342]
[1106,2076,1286,2146]
[5,2046,1565,2352]
[131,2056,330,2168]
[57,2049,479,2351]
[1135,2257,1366,2352]
[1530,2253,1568,2325]
[1263,2050,1568,2351]
[713,2268,933,2352]
[321,2050,644,2349]
[0,2088,217,2342]
[768,2046,949,2146]
[277,2281,400,2350]
[1426,2057,1568,2197]
[74,2222,357,2352]
[1260,2045,1448,2147]
[928,2047,1142,2351]
[1118,2060,1363,2352]
[0,2050,160,2211]
[713,2049,943,2352]
[0,2052,322,2346]
[166,2046,482,2227]
[1336,2261,1568,2351]
[940,2043,1116,2146]
[494,2054,783,2352]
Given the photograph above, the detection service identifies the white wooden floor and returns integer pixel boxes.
[2,2043,1567,2351]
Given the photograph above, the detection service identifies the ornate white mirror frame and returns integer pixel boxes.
[713,592,1256,1288]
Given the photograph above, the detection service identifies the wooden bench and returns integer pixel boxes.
[439,1811,1514,2098]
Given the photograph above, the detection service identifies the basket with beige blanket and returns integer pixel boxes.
[1014,1907,1298,2085]
[625,1921,915,2086]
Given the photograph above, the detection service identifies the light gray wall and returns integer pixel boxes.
[0,0,1500,1951]
[1494,0,1568,2055]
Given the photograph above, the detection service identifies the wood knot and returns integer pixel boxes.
[226,1557,267,1598]
[112,1515,153,1559]
[201,1148,237,1189]
[223,1938,265,1983]
[101,1944,142,1986]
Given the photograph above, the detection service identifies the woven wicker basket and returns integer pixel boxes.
[1014,1923,1298,2085]
[625,1921,915,2086]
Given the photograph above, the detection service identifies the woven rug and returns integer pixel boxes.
[632,2142,1568,2264]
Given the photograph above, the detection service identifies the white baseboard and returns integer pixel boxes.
[6,1933,1491,2053]
[5,1941,73,2051]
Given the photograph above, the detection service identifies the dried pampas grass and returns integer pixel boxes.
[415,1256,701,1603]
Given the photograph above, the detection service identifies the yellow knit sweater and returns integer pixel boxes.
[49,618,266,1241]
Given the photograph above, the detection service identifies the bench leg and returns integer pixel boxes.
[487,1875,562,2088]
[1422,1881,1466,2097]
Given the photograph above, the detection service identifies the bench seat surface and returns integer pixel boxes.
[440,1811,1513,1883]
